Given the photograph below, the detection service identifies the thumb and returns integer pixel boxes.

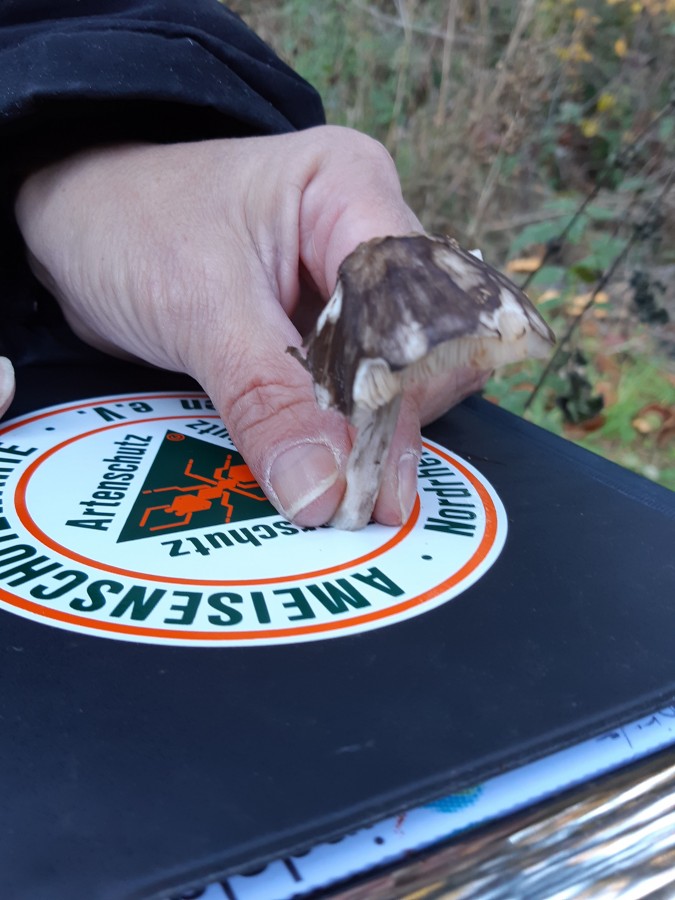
[191,295,351,527]
[298,127,423,296]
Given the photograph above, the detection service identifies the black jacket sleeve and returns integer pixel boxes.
[0,0,325,333]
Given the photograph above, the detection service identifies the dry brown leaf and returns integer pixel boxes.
[565,290,609,316]
[505,256,543,274]
[632,415,657,435]
[580,319,600,337]
[632,403,675,446]
[563,414,606,437]
[536,289,560,304]
[595,354,622,378]
[596,379,618,407]
[566,297,586,316]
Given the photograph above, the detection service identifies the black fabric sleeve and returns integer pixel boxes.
[0,0,325,329]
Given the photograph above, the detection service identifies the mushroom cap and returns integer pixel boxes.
[290,234,555,418]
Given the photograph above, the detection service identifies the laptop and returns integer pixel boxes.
[1,357,673,900]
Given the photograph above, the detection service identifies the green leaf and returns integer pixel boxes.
[510,221,565,254]
[658,116,674,140]
[541,196,583,214]
[584,204,616,222]
[577,236,625,271]
[570,263,601,283]
[526,265,567,287]
[509,210,588,254]
[558,101,584,124]
[616,175,648,193]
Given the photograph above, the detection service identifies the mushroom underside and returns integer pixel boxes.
[328,328,551,530]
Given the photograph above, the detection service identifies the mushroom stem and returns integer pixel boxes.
[330,394,403,530]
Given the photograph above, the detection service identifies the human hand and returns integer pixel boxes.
[15,126,486,527]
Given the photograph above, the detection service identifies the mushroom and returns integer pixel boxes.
[288,234,555,530]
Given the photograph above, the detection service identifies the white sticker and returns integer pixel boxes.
[0,392,507,645]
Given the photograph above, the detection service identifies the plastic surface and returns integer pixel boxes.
[1,362,674,900]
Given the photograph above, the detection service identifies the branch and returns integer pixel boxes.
[524,168,675,412]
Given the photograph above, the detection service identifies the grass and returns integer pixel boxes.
[487,313,675,489]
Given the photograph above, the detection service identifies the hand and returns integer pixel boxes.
[15,126,486,526]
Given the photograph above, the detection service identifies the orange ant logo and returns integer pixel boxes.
[139,455,267,532]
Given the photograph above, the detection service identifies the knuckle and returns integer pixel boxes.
[223,374,318,455]
[358,134,397,174]
[315,125,398,179]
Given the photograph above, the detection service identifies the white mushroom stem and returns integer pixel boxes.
[327,323,552,531]
[330,395,403,530]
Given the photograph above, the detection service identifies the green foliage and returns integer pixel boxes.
[573,235,625,277]
[232,0,675,490]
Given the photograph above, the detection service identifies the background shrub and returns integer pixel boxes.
[234,0,675,487]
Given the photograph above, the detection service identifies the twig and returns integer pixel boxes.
[520,187,602,291]
[524,169,675,412]
[348,0,478,44]
[482,210,572,233]
[485,0,537,112]
[434,0,458,128]
[387,0,415,150]
[521,99,675,291]
[466,115,520,242]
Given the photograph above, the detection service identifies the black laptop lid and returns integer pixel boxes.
[1,360,673,900]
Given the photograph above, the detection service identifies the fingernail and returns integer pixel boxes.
[398,452,419,523]
[269,442,340,521]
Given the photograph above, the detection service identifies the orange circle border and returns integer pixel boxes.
[0,393,501,642]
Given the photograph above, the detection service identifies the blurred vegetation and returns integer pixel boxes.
[233,0,675,489]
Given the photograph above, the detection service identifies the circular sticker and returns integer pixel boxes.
[0,392,506,645]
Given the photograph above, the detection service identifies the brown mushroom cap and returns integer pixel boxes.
[289,233,556,529]
[291,234,555,418]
